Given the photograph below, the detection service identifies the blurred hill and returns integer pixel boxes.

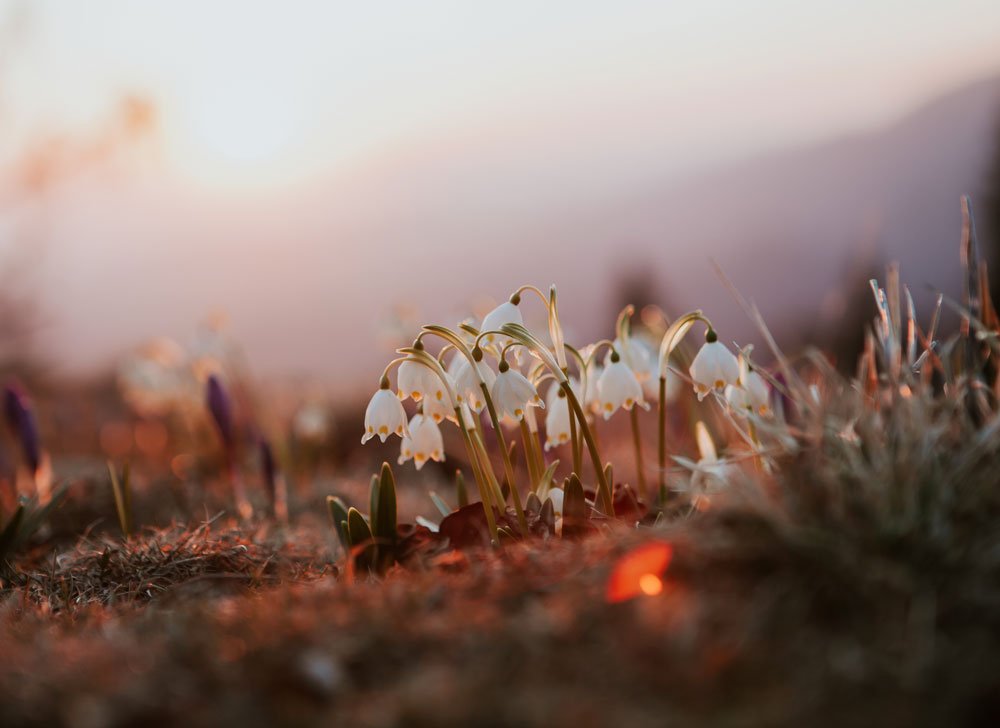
[16,73,1000,392]
[597,74,1000,343]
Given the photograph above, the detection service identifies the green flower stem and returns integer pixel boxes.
[519,418,540,490]
[630,406,648,501]
[568,400,583,476]
[561,380,614,517]
[479,383,529,535]
[455,407,499,544]
[470,415,509,511]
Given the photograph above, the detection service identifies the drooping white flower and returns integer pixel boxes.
[422,390,454,424]
[398,414,444,470]
[544,386,572,451]
[596,355,647,419]
[491,364,544,421]
[453,355,497,412]
[689,332,739,400]
[725,361,771,417]
[396,360,441,402]
[362,387,409,443]
[480,300,523,351]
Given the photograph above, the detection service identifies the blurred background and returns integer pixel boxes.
[1,1,1000,450]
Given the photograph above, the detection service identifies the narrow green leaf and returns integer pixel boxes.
[347,507,373,546]
[456,470,469,507]
[375,462,397,542]
[368,474,381,530]
[326,496,351,550]
[564,474,587,523]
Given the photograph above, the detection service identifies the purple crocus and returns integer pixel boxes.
[206,374,235,455]
[4,383,41,475]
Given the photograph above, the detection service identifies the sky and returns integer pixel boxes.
[1,1,999,391]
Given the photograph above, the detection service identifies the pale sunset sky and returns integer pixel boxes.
[0,1,999,390]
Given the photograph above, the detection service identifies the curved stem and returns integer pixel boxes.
[513,285,549,308]
[630,406,648,501]
[568,401,582,476]
[658,375,668,500]
[470,414,508,510]
[519,418,540,490]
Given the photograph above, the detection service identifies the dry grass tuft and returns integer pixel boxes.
[9,519,334,611]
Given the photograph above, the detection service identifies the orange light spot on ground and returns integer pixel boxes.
[606,541,673,603]
[639,573,663,596]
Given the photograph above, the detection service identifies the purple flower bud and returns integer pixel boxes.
[4,383,41,474]
[206,374,235,454]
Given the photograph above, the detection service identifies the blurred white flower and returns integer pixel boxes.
[398,414,444,470]
[292,401,330,442]
[491,365,544,421]
[396,360,441,402]
[597,357,646,419]
[362,388,409,443]
[689,333,739,400]
[690,421,735,492]
[725,364,771,417]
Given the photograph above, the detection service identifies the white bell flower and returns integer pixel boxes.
[544,388,572,451]
[491,363,544,421]
[362,386,409,443]
[396,360,441,403]
[689,332,739,400]
[480,300,523,352]
[398,413,444,470]
[596,354,647,420]
[453,355,497,412]
[422,390,454,424]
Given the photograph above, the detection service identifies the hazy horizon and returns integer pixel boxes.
[1,2,1000,394]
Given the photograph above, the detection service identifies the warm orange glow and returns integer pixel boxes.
[606,541,673,603]
[638,573,663,596]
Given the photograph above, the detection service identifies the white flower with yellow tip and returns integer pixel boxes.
[596,352,647,420]
[491,361,544,421]
[362,385,409,443]
[689,330,739,400]
[453,354,497,412]
[422,390,454,424]
[725,356,771,417]
[398,413,444,470]
[396,360,441,403]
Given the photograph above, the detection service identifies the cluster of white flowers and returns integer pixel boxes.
[361,288,775,520]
